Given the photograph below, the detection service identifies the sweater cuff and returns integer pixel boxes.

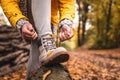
[58,19,73,29]
[16,19,29,29]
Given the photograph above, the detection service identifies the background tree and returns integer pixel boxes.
[86,0,120,49]
[76,0,81,46]
[76,0,89,46]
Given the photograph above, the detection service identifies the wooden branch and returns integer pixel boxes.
[0,26,16,33]
[0,63,26,76]
[0,51,24,62]
[0,46,5,52]
[0,42,10,46]
[17,56,28,64]
[14,52,28,64]
[11,43,30,51]
[0,33,21,40]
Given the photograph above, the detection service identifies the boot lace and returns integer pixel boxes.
[41,34,56,52]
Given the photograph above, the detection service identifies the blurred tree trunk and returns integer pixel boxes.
[105,0,112,46]
[106,0,112,33]
[81,0,89,44]
[76,0,81,46]
[76,0,89,46]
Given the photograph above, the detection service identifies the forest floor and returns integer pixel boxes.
[0,47,120,80]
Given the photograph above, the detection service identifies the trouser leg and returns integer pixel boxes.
[26,40,40,79]
[31,0,52,37]
[26,0,52,79]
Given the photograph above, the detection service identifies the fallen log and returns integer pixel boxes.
[29,64,72,80]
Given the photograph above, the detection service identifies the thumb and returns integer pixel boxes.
[27,24,34,32]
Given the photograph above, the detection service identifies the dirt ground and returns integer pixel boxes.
[0,48,120,80]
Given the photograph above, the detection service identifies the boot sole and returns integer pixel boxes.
[42,51,69,66]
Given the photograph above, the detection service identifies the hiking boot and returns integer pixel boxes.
[38,34,69,66]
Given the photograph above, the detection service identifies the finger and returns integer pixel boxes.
[24,31,37,40]
[23,31,37,40]
[60,33,64,42]
[65,34,71,39]
[22,29,32,36]
[67,32,74,39]
[31,30,36,36]
[60,32,64,41]
[63,25,71,31]
[33,34,38,40]
[23,33,33,38]
[32,32,38,40]
[23,33,37,41]
[65,27,72,34]
[27,25,35,32]
[62,32,67,40]
[66,28,73,36]
[60,32,67,41]
[25,25,36,36]
[64,30,74,40]
[23,28,36,37]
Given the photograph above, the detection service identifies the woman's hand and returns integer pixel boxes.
[21,23,38,40]
[59,24,74,42]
